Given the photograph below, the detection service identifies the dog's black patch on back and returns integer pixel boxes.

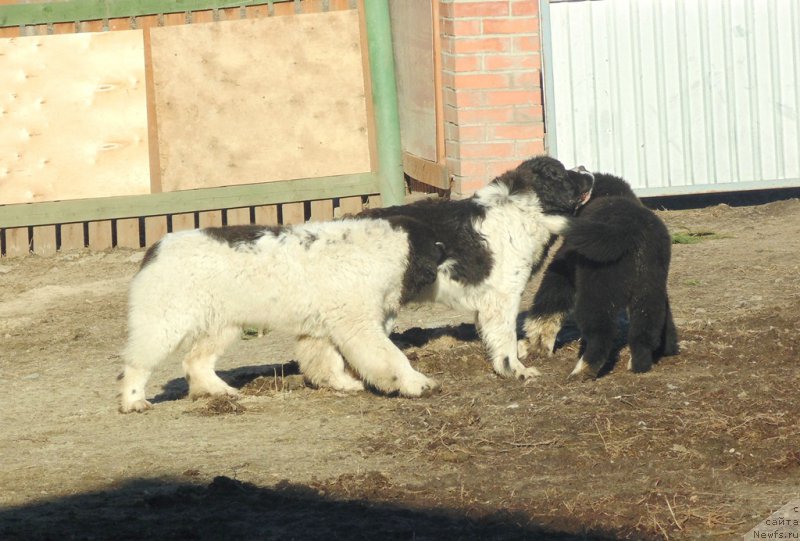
[203,225,282,248]
[361,198,493,286]
[384,216,446,304]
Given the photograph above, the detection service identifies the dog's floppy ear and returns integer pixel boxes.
[529,155,569,183]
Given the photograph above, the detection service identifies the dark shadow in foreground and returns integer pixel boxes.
[0,476,626,541]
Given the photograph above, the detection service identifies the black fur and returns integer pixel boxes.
[499,155,592,215]
[363,198,492,285]
[527,172,679,378]
[386,216,447,304]
[140,241,161,270]
[203,225,281,247]
[361,156,593,287]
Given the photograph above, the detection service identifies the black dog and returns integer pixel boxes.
[521,169,679,379]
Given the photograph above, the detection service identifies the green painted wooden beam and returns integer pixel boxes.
[0,0,291,27]
[0,172,378,228]
[363,0,405,207]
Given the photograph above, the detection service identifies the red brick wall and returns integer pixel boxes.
[440,0,545,195]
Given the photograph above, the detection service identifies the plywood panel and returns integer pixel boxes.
[0,30,150,204]
[149,10,371,192]
[390,0,437,162]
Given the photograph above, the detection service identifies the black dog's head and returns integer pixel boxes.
[495,156,594,215]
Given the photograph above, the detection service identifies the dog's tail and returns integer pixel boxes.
[562,218,634,262]
[657,298,680,358]
[563,197,650,262]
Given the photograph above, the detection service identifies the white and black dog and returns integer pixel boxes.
[521,168,679,379]
[361,156,594,380]
[119,216,446,413]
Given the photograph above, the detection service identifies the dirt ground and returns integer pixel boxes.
[1,198,798,540]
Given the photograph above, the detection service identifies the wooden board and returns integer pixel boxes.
[389,0,438,162]
[149,10,371,192]
[198,210,223,228]
[144,215,168,247]
[116,218,141,249]
[336,195,363,217]
[4,227,29,257]
[170,212,196,232]
[254,205,278,225]
[281,202,305,225]
[32,225,56,255]
[310,199,333,222]
[87,220,113,251]
[59,223,85,252]
[225,207,251,226]
[0,30,150,204]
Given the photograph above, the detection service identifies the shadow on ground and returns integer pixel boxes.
[0,475,625,541]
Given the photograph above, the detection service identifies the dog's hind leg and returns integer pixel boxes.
[295,335,364,392]
[478,300,541,380]
[627,296,667,373]
[182,326,240,399]
[331,325,438,397]
[570,299,616,380]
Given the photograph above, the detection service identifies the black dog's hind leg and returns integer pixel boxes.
[569,296,617,379]
[627,294,668,373]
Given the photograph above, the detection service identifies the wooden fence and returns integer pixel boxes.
[0,0,403,257]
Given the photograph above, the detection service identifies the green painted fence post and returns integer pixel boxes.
[364,0,405,207]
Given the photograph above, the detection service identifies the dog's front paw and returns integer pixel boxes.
[514,365,542,380]
[189,381,240,401]
[120,398,153,414]
[397,372,440,398]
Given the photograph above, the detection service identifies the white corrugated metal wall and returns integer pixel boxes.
[542,0,800,196]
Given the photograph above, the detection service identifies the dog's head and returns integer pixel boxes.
[497,156,594,215]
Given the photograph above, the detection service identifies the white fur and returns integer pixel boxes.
[569,358,588,378]
[420,182,568,380]
[522,313,565,357]
[119,219,437,413]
